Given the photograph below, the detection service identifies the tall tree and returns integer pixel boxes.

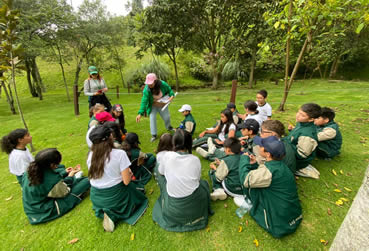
[135,0,194,91]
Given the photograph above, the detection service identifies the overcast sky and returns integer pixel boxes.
[70,0,147,16]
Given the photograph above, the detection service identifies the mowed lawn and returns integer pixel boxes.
[0,79,368,250]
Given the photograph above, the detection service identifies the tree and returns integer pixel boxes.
[265,0,369,111]
[0,0,34,151]
[186,0,240,89]
[135,0,194,91]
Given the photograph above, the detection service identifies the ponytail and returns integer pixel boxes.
[1,129,28,154]
[89,138,113,179]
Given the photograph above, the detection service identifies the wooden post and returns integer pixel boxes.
[230,79,237,103]
[73,85,79,116]
[275,79,279,85]
[116,85,119,99]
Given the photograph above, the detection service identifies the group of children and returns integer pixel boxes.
[1,88,342,238]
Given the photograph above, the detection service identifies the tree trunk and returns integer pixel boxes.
[0,72,16,114]
[323,63,329,79]
[173,55,179,92]
[73,58,83,87]
[318,64,323,78]
[278,0,293,111]
[30,58,43,100]
[248,49,256,89]
[56,44,71,102]
[10,52,35,152]
[25,58,38,97]
[33,59,46,93]
[329,56,340,79]
[113,47,126,89]
[211,59,219,89]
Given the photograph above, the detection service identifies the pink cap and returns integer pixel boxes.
[145,73,157,85]
[96,111,115,122]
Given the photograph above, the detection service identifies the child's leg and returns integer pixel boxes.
[158,105,172,130]
[208,170,223,190]
[150,106,159,136]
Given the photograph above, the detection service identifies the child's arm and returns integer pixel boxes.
[214,160,229,181]
[199,124,219,138]
[184,121,195,134]
[239,154,272,188]
[317,128,336,141]
[296,136,318,159]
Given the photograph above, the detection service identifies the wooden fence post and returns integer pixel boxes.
[116,85,119,99]
[73,85,80,116]
[230,79,238,104]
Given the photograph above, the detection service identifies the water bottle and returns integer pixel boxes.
[235,198,253,218]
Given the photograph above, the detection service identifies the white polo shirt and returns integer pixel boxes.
[158,151,201,198]
[87,149,131,189]
[9,148,34,176]
[256,102,272,121]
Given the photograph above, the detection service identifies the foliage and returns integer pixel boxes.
[188,61,212,82]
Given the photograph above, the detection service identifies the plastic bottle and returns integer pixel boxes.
[235,198,253,218]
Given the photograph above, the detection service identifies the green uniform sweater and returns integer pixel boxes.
[138,80,174,116]
[22,167,90,224]
[283,122,318,170]
[316,121,342,158]
[222,154,243,195]
[179,113,196,135]
[239,156,302,238]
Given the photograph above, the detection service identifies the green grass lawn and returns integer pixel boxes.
[1,79,369,250]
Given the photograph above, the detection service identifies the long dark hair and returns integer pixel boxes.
[173,129,192,153]
[150,79,162,96]
[216,109,234,135]
[89,137,114,179]
[156,133,173,153]
[112,104,125,131]
[1,129,28,154]
[28,148,62,186]
[103,122,123,144]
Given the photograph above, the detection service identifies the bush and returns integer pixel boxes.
[188,61,212,81]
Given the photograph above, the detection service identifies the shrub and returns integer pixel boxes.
[188,61,212,81]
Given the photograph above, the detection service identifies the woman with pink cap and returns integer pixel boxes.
[136,73,175,142]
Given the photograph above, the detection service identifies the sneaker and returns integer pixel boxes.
[75,171,83,179]
[196,147,209,158]
[103,213,115,232]
[210,188,227,201]
[295,164,320,179]
[233,196,246,207]
[150,135,157,142]
[207,137,216,154]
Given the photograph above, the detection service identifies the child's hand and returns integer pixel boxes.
[249,154,256,164]
[210,163,217,170]
[66,167,73,173]
[240,140,246,145]
[214,158,221,165]
[74,164,81,171]
[214,139,223,145]
[199,131,206,138]
[68,169,79,177]
[288,124,295,131]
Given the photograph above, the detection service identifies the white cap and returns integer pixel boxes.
[178,104,192,112]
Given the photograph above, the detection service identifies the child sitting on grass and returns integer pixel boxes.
[88,103,105,129]
[227,103,241,125]
[177,104,196,135]
[286,103,321,178]
[238,100,263,128]
[1,129,34,186]
[22,148,90,225]
[209,137,244,201]
[314,107,342,159]
[122,132,156,185]
[254,120,297,173]
[111,104,127,135]
[193,109,236,148]
[152,129,213,232]
[256,89,272,121]
[239,136,302,238]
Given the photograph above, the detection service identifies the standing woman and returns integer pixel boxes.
[84,66,112,112]
[87,126,148,232]
[136,73,175,142]
[152,129,213,232]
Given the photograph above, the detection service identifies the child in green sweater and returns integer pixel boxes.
[177,104,196,135]
[314,107,342,159]
[239,136,302,238]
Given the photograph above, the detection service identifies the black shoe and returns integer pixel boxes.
[150,135,157,142]
[167,126,174,132]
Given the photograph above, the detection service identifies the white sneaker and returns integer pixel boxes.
[210,188,227,201]
[233,196,246,207]
[196,147,209,158]
[75,171,83,179]
[103,213,115,232]
[207,137,216,154]
[295,164,320,179]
